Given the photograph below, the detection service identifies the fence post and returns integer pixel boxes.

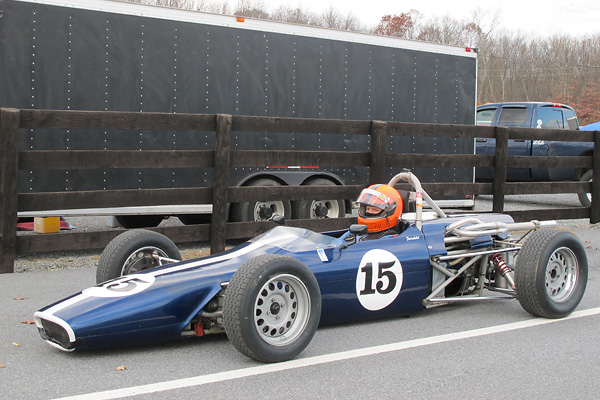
[210,114,232,254]
[492,127,508,213]
[0,109,20,273]
[591,131,600,224]
[370,120,387,184]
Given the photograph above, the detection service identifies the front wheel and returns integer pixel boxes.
[223,254,321,362]
[515,229,588,318]
[578,170,592,207]
[96,229,181,284]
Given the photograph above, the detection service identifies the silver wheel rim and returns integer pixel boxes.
[253,201,286,221]
[253,274,311,346]
[545,247,578,302]
[121,246,169,275]
[309,200,340,218]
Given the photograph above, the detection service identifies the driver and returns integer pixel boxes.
[356,184,403,237]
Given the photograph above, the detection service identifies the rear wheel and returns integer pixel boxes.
[223,254,321,362]
[230,178,291,222]
[515,229,587,318]
[578,170,592,207]
[96,229,181,284]
[292,178,345,219]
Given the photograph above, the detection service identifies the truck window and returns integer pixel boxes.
[536,106,564,129]
[476,108,496,126]
[562,108,579,130]
[498,107,527,127]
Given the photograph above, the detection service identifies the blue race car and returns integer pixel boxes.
[34,172,588,362]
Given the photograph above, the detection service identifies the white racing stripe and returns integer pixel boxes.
[53,306,600,400]
[149,234,297,277]
[40,234,297,318]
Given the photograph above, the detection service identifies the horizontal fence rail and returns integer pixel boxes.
[1,108,599,273]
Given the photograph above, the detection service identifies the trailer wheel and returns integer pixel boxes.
[115,215,164,229]
[230,179,291,222]
[515,230,587,318]
[292,178,345,219]
[96,229,181,284]
[223,254,321,363]
[577,169,592,207]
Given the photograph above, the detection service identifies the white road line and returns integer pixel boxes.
[54,306,600,400]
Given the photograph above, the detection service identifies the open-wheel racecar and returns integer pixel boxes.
[34,172,588,362]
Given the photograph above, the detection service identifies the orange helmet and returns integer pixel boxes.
[356,184,402,233]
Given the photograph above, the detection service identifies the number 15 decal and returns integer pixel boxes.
[355,249,403,311]
[83,275,155,298]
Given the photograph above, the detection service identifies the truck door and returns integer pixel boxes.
[497,106,532,181]
[476,105,532,181]
[475,106,497,181]
[531,105,579,181]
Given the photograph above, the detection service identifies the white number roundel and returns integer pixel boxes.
[83,275,155,298]
[355,249,403,311]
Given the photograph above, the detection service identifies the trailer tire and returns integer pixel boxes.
[115,215,164,229]
[515,229,587,318]
[577,169,592,207]
[96,229,181,284]
[292,178,345,219]
[223,254,321,363]
[230,179,291,222]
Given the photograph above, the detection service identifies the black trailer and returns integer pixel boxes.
[0,0,478,227]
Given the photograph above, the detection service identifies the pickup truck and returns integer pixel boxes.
[475,102,593,206]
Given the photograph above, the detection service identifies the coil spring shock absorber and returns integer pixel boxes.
[490,253,515,290]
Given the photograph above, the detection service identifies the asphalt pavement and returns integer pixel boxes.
[2,217,600,399]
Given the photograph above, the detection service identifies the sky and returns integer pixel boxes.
[265,0,600,38]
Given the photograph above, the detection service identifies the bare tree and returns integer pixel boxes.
[231,0,269,19]
[270,6,318,25]
[319,6,362,31]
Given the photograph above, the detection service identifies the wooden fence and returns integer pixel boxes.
[1,108,599,273]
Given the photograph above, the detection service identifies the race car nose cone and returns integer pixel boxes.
[270,302,281,315]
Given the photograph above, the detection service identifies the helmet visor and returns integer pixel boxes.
[356,188,396,218]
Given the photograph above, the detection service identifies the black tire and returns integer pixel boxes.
[178,214,212,225]
[292,178,346,219]
[515,229,588,318]
[578,170,592,207]
[229,178,291,222]
[115,215,164,229]
[223,254,321,362]
[96,229,181,284]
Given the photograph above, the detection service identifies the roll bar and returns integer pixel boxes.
[387,171,447,230]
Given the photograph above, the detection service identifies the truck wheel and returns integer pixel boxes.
[515,229,587,318]
[96,229,181,284]
[292,178,345,219]
[577,170,592,207]
[223,254,321,363]
[115,215,164,229]
[230,178,291,222]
